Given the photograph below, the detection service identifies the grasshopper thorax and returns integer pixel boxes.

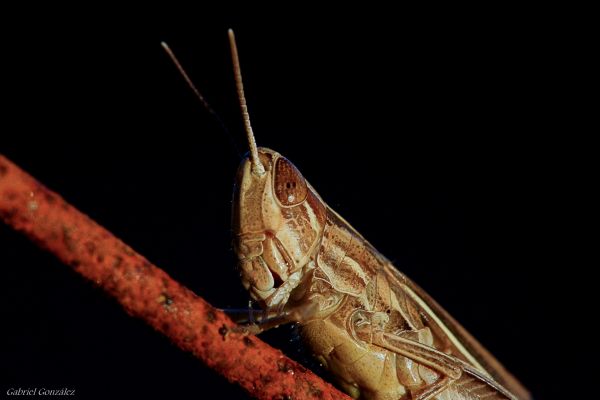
[233,148,326,308]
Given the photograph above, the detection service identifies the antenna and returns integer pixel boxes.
[228,29,265,175]
[161,42,225,129]
[161,41,242,157]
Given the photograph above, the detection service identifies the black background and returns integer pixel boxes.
[0,4,584,400]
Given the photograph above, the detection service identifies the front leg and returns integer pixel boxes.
[230,301,319,335]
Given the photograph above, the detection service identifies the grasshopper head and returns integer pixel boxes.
[225,31,326,308]
[232,148,326,308]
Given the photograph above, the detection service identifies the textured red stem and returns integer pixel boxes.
[0,155,350,400]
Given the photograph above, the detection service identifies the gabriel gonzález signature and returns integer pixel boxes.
[6,388,75,396]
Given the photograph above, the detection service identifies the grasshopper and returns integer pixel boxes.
[165,30,531,400]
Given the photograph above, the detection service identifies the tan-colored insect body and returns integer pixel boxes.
[233,147,529,400]
[165,30,531,400]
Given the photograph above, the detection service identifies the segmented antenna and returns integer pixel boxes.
[160,42,228,132]
[228,29,265,175]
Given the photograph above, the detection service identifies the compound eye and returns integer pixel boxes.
[274,157,308,206]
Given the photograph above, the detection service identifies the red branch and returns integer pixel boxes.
[0,155,350,400]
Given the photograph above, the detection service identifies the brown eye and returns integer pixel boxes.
[274,157,308,206]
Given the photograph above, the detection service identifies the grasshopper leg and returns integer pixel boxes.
[362,330,461,400]
[229,302,319,335]
[368,331,518,400]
